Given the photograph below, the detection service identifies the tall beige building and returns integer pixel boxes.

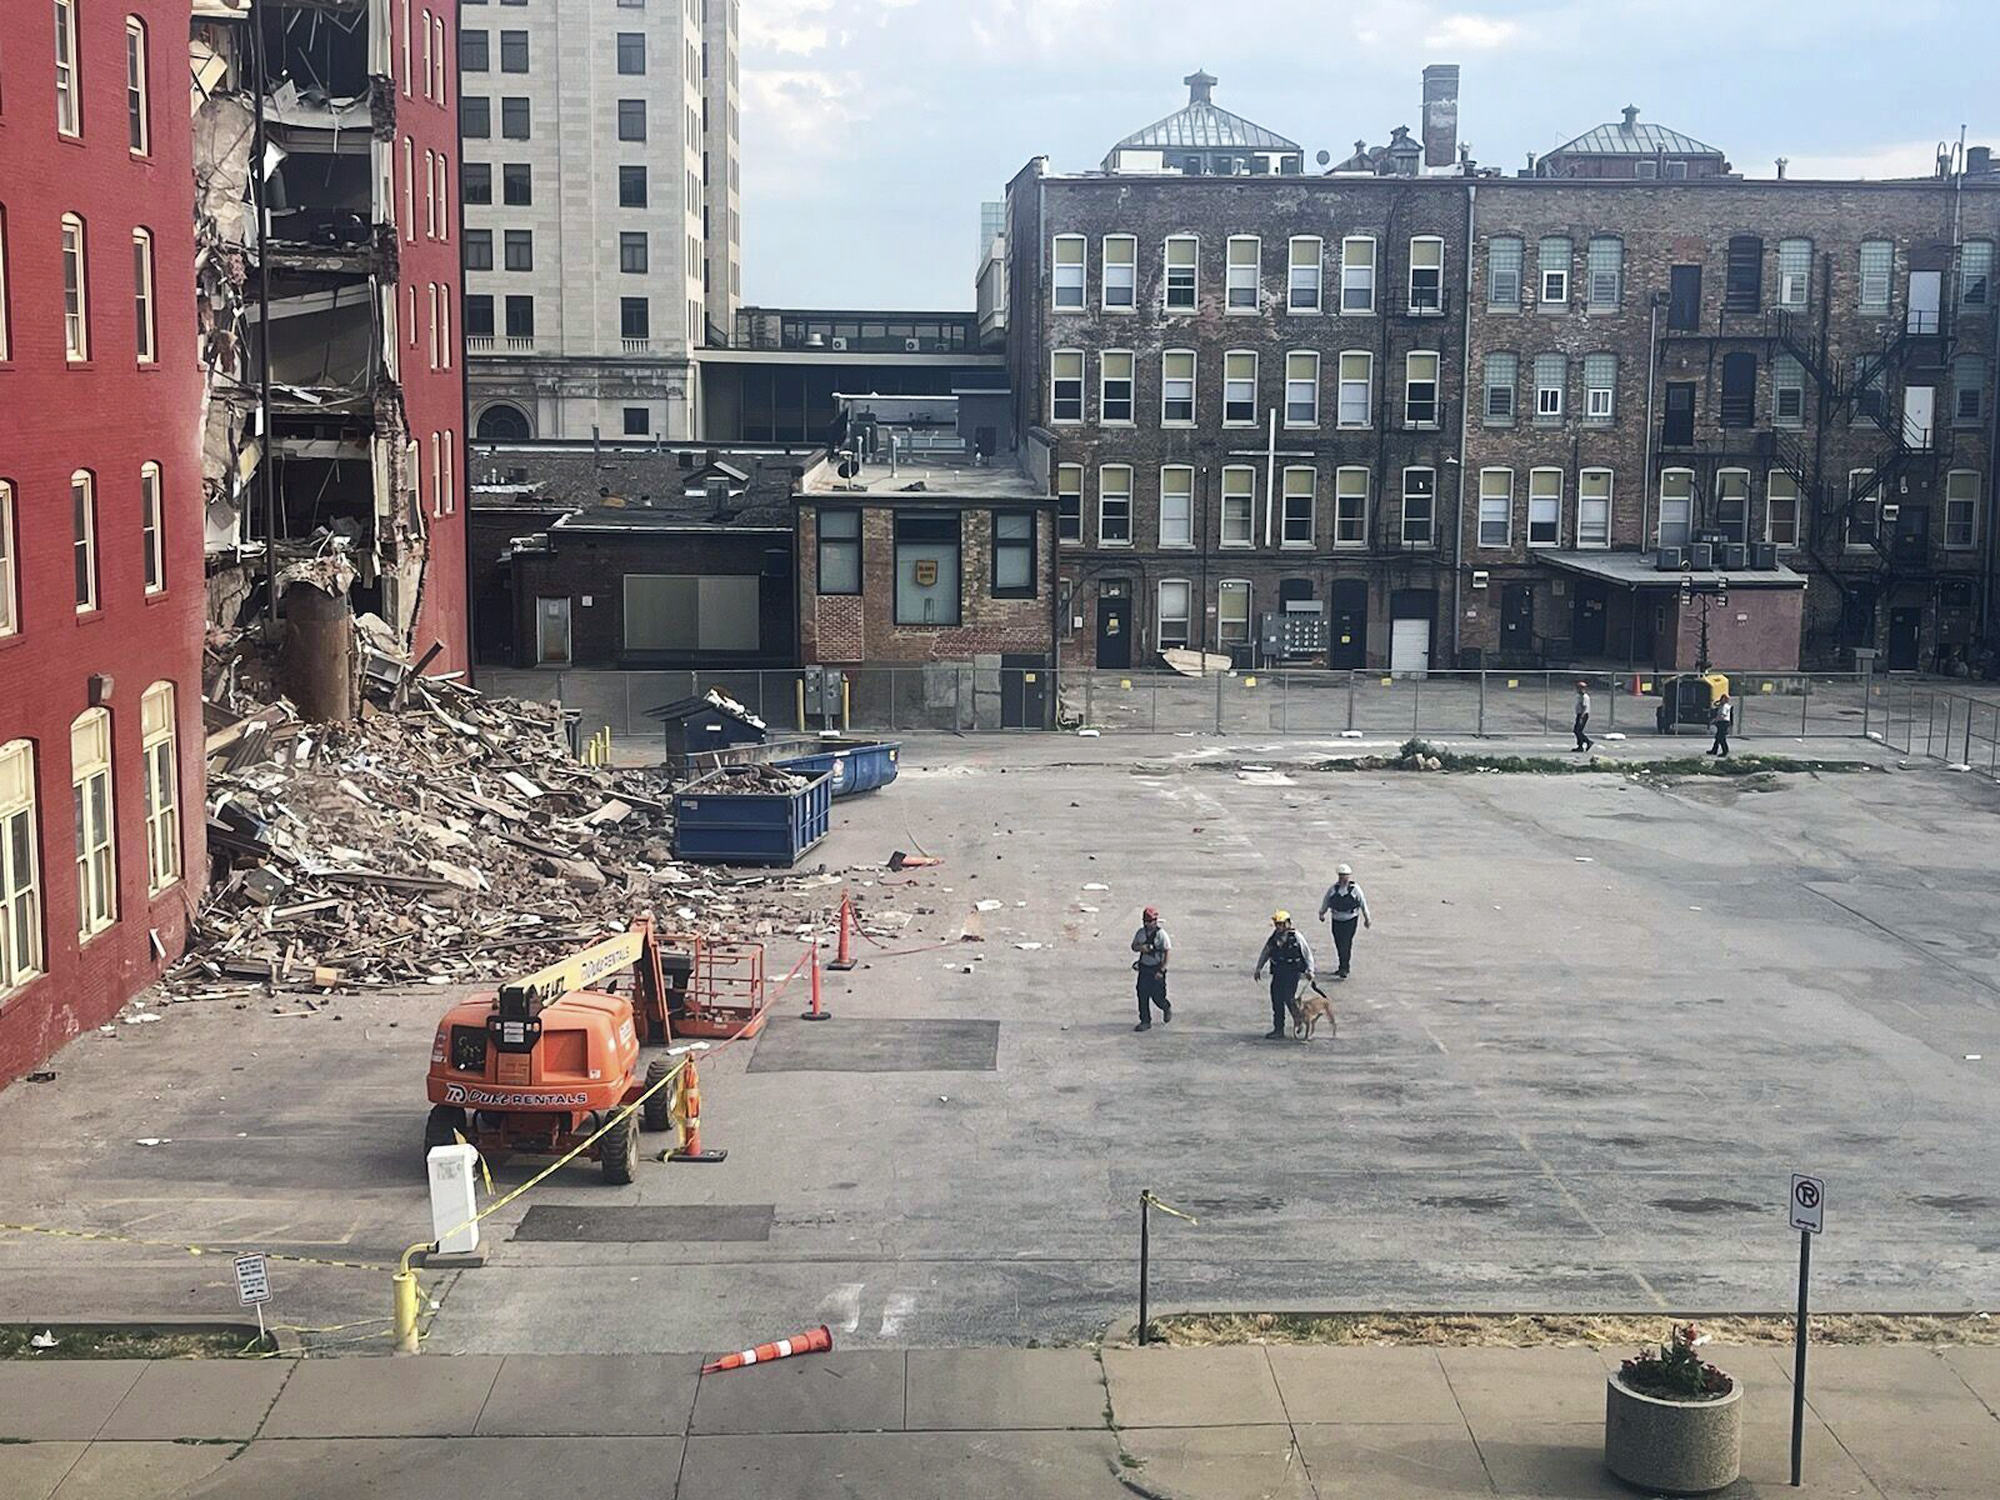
[461,0,741,441]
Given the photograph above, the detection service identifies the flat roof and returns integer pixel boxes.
[697,349,1005,368]
[799,454,1045,500]
[1536,550,1807,589]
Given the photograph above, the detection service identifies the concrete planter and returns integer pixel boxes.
[1604,1373,1742,1495]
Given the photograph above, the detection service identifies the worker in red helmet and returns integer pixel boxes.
[1130,905,1172,1032]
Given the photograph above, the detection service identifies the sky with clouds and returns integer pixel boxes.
[740,0,2000,311]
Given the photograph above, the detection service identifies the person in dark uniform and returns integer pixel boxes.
[1317,864,1372,978]
[1130,906,1172,1032]
[1253,912,1316,1040]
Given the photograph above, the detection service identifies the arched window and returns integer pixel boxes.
[61,214,89,361]
[476,403,531,441]
[0,738,42,994]
[141,683,180,894]
[70,709,117,939]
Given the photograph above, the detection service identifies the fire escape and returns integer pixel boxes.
[1767,287,1953,617]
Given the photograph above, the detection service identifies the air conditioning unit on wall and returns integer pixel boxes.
[830,336,848,351]
[904,338,922,352]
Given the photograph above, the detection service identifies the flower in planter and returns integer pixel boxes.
[1620,1322,1734,1400]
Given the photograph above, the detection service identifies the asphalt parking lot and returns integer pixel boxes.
[1,732,1996,1354]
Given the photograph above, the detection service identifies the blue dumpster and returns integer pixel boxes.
[773,739,900,798]
[672,768,832,867]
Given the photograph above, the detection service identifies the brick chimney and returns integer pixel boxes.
[1422,64,1459,169]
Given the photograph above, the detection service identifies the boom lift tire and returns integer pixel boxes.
[425,1104,468,1158]
[640,1057,675,1132]
[601,1108,639,1184]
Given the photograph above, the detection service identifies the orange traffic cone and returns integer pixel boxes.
[703,1324,833,1373]
[668,1054,726,1164]
[800,935,833,1022]
[827,891,857,972]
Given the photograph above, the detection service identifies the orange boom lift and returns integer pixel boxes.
[422,920,764,1183]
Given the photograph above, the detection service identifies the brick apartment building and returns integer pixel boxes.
[1005,75,2000,675]
[0,2,207,1081]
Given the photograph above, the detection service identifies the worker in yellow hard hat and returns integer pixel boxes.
[1253,910,1316,1040]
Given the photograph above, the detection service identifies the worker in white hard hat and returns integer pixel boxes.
[1317,864,1372,980]
[1253,911,1315,1040]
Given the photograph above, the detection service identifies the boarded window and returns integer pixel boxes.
[624,575,761,653]
[1725,236,1763,312]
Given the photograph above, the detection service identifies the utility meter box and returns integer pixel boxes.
[426,1143,481,1258]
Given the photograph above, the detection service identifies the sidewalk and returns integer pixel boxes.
[1,1342,1993,1499]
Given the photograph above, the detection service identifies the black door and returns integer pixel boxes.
[1096,594,1131,669]
[1501,584,1535,660]
[1888,608,1922,671]
[1001,653,1048,727]
[1329,580,1367,668]
[1573,581,1608,657]
[1663,383,1697,448]
[1668,265,1702,330]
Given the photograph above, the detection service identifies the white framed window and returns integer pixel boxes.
[1483,352,1516,423]
[1487,236,1522,310]
[1334,467,1367,547]
[1226,236,1260,311]
[1219,467,1255,546]
[1778,238,1812,308]
[1658,469,1694,548]
[1400,468,1435,548]
[1100,350,1134,425]
[442,429,455,515]
[1098,465,1132,545]
[55,0,81,137]
[1962,240,1993,308]
[1775,354,1806,427]
[1223,349,1257,426]
[126,17,151,155]
[1766,471,1800,547]
[430,430,442,518]
[1216,580,1251,646]
[1159,466,1194,548]
[1715,469,1750,544]
[1534,354,1565,419]
[1336,350,1371,427]
[0,739,42,996]
[140,461,164,593]
[71,709,117,941]
[1340,236,1376,313]
[1846,469,1879,548]
[1164,235,1198,311]
[1161,349,1196,425]
[1578,468,1612,548]
[1102,235,1136,310]
[1052,235,1085,310]
[425,149,437,237]
[1527,468,1562,547]
[1056,463,1082,544]
[61,214,89,362]
[435,151,449,240]
[0,482,14,636]
[1404,351,1439,427]
[401,0,413,96]
[1945,469,1979,549]
[1408,236,1444,313]
[1157,580,1192,648]
[1050,350,1083,423]
[402,136,415,242]
[1538,236,1571,307]
[132,228,156,364]
[1583,353,1615,421]
[1288,236,1322,312]
[1585,236,1622,310]
[72,469,97,611]
[1859,240,1892,313]
[1477,468,1513,548]
[1281,467,1316,546]
[1285,351,1319,427]
[141,681,180,894]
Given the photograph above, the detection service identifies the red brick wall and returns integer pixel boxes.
[1665,589,1804,671]
[0,1,206,1082]
[798,504,1055,664]
[394,0,469,675]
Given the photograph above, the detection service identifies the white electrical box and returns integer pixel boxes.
[427,1143,480,1256]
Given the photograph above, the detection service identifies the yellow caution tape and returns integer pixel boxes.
[0,1221,391,1273]
[1142,1193,1200,1225]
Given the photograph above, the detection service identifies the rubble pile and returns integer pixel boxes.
[173,657,833,1000]
[695,763,814,795]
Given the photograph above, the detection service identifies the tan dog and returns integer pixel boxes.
[1293,989,1338,1041]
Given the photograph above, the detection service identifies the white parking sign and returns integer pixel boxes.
[1789,1174,1824,1235]
[233,1253,271,1306]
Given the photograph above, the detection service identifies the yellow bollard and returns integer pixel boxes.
[393,1268,422,1354]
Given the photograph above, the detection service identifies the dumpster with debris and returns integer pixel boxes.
[672,766,832,866]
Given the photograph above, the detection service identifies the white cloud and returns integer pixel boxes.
[743,0,840,56]
[1425,13,1523,49]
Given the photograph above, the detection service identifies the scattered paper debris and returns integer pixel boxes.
[974,899,1004,912]
[1014,941,1044,951]
[29,1331,58,1351]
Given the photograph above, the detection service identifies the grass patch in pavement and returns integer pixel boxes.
[0,1325,265,1360]
[1153,1311,2000,1348]
[1317,738,1869,777]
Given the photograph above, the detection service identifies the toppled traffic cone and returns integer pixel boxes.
[703,1324,833,1373]
[888,851,942,871]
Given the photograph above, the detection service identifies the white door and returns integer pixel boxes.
[1908,270,1942,334]
[535,597,572,665]
[1903,385,1935,450]
[1390,617,1431,677]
